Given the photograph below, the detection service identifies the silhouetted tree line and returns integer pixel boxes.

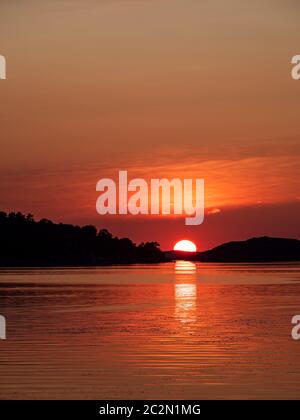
[0,211,165,266]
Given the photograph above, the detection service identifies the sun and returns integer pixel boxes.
[173,240,197,253]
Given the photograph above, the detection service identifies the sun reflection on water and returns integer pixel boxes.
[174,261,197,323]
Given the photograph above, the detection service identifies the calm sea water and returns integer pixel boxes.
[0,262,299,400]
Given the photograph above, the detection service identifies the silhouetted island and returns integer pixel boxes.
[0,211,164,266]
[167,237,300,263]
[1,211,299,266]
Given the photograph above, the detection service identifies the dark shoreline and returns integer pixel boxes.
[0,259,299,269]
[1,212,300,267]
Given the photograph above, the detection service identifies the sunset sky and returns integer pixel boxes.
[0,0,299,250]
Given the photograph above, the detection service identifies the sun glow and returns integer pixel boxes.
[173,240,197,253]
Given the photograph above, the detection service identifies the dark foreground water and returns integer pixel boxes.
[0,262,299,399]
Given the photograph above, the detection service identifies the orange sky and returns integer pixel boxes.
[0,0,299,250]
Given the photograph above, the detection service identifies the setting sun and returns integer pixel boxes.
[174,240,197,253]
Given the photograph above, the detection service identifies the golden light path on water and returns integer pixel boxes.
[174,261,197,324]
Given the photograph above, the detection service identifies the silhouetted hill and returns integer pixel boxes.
[0,211,165,266]
[197,237,300,262]
[165,237,300,262]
